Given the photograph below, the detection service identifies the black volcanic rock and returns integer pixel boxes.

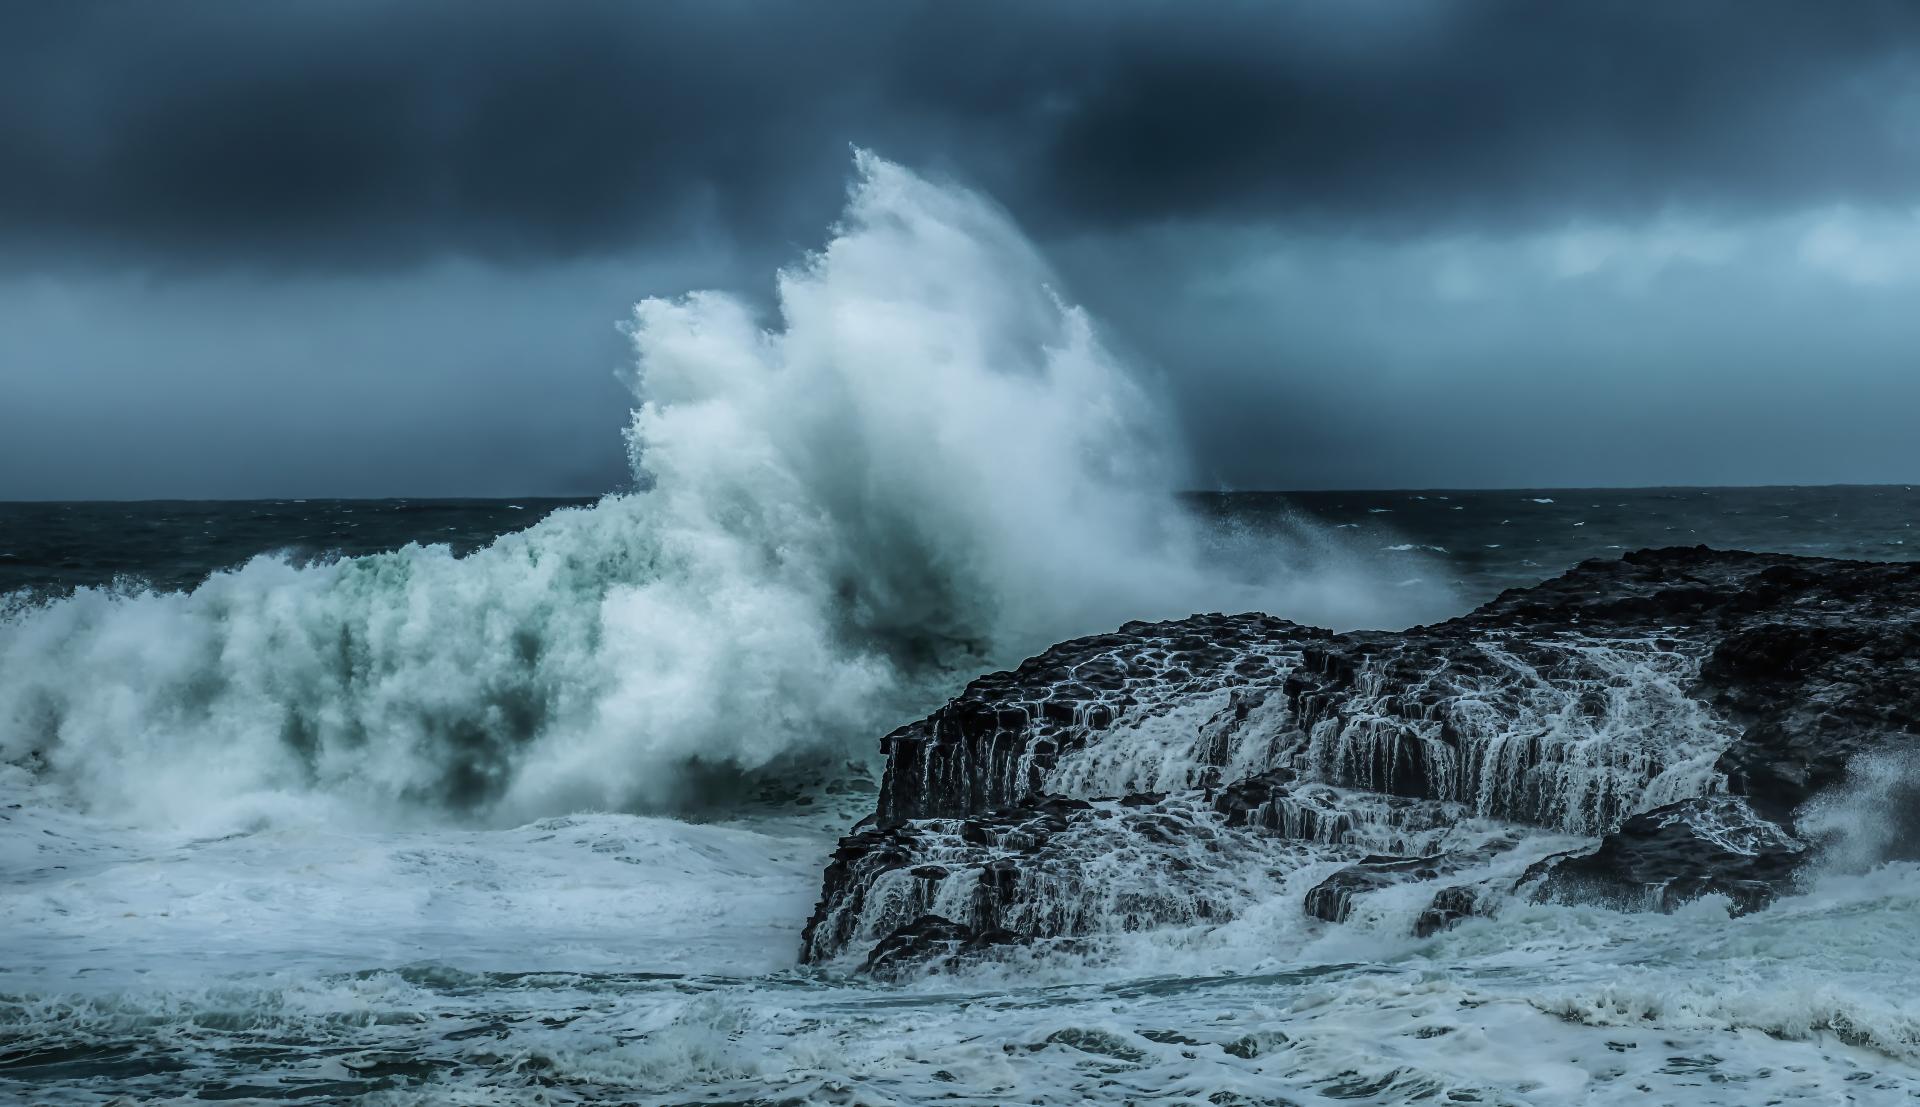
[803,548,1920,967]
[1306,836,1521,928]
[1414,884,1489,938]
[1702,617,1920,821]
[1279,547,1920,831]
[801,793,1324,965]
[1305,855,1453,924]
[1527,796,1807,915]
[876,613,1329,825]
[859,915,1017,980]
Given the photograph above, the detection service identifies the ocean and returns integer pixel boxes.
[3,488,1917,1105]
[9,484,1914,609]
[4,157,1918,1105]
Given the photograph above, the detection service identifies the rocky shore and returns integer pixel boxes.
[802,547,1920,970]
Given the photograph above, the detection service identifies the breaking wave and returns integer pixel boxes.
[0,153,1440,831]
[1801,748,1920,873]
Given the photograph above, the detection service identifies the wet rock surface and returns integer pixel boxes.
[1303,844,1518,926]
[1527,796,1809,915]
[804,548,1920,967]
[1304,855,1454,925]
[876,613,1327,825]
[858,915,1018,980]
[1414,884,1490,938]
[801,793,1320,966]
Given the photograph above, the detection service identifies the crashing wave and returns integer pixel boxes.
[0,154,1441,832]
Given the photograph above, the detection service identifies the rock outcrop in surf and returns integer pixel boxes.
[802,547,1920,968]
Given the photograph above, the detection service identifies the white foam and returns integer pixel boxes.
[13,845,1911,1104]
[0,154,1440,834]
[1800,748,1920,873]
[0,775,833,992]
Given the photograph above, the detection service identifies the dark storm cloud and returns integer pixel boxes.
[5,1,1920,271]
[7,2,1920,499]
[0,2,886,269]
[1042,2,1920,230]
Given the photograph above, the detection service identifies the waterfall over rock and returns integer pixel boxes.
[802,547,1920,969]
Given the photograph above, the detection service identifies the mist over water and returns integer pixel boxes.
[0,154,1437,833]
[1802,749,1920,873]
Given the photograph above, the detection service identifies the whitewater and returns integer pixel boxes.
[3,155,1917,1105]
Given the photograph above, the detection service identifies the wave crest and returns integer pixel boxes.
[0,153,1431,830]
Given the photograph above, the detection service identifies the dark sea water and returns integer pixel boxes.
[1206,484,1920,600]
[6,486,1914,606]
[0,498,594,599]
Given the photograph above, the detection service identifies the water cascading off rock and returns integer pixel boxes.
[802,547,1920,969]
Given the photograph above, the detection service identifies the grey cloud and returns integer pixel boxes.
[1055,213,1920,490]
[4,1,1920,272]
[1041,2,1920,231]
[7,2,1920,498]
[0,261,659,498]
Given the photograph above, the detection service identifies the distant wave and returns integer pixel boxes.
[0,153,1438,831]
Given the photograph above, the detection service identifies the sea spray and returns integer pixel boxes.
[1800,748,1920,873]
[0,153,1442,832]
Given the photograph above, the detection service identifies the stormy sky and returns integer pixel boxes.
[5,1,1919,498]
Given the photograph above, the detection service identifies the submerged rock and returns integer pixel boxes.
[803,548,1920,968]
[859,914,1017,980]
[1414,884,1489,938]
[1305,855,1454,924]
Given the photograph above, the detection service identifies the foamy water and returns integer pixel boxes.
[7,768,1916,1103]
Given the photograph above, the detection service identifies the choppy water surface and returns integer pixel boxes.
[1201,483,1920,603]
[0,498,592,600]
[8,484,1915,607]
[7,776,1918,1105]
[5,488,1917,1105]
